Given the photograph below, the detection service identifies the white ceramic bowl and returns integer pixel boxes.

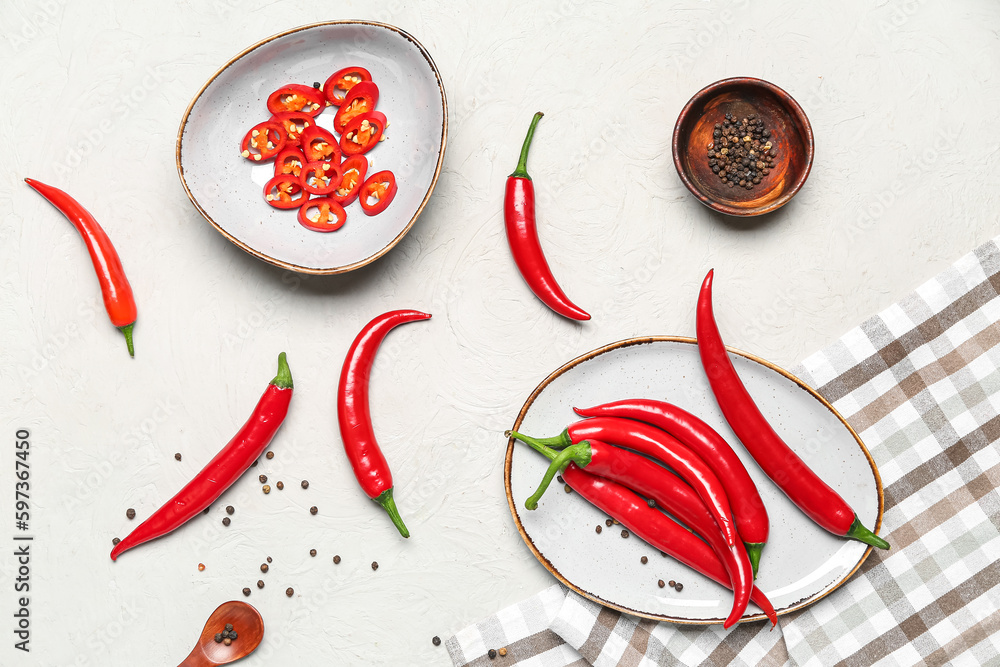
[505,337,884,625]
[176,21,447,274]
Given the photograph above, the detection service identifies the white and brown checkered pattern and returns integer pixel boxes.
[450,237,1000,666]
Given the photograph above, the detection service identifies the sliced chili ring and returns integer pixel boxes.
[241,122,286,161]
[300,161,344,196]
[266,84,326,117]
[323,66,373,107]
[274,147,306,178]
[332,155,369,206]
[270,111,314,146]
[298,197,347,232]
[299,125,342,163]
[359,170,397,216]
[333,81,379,134]
[263,174,308,209]
[340,111,386,157]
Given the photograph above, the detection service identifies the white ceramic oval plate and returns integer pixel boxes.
[505,337,885,625]
[176,21,447,274]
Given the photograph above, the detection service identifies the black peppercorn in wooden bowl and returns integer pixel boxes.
[672,77,813,216]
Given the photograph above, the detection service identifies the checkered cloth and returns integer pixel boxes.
[450,236,1000,666]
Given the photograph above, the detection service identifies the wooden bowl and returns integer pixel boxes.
[672,77,813,217]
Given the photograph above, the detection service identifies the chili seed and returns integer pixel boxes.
[261,564,269,573]
[675,583,684,592]
[224,637,232,646]
[310,506,318,515]
[499,648,508,656]
[333,555,341,564]
[198,563,205,571]
[669,580,676,587]
[262,485,271,494]
[371,561,379,571]
[126,508,136,520]
[276,481,284,490]
[222,517,231,527]
[432,636,441,646]
[242,587,250,597]
[658,580,665,588]
[112,537,120,546]
[621,530,629,538]
[266,451,274,459]
[310,549,317,557]
[215,633,223,643]
[259,475,268,483]
[488,649,497,659]
[257,580,264,589]
[174,453,182,461]
[605,519,613,527]
[226,506,234,515]
[301,480,309,489]
[641,556,648,564]
[286,587,294,597]
[595,525,602,534]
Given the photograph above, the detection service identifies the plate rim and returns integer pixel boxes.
[504,335,885,625]
[174,20,449,275]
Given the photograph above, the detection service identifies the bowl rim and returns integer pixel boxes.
[175,20,449,275]
[672,76,813,217]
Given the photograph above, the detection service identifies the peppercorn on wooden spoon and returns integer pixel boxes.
[177,601,264,666]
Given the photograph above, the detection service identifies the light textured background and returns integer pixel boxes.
[0,0,997,665]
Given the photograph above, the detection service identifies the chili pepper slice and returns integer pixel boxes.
[504,112,590,321]
[338,310,431,538]
[359,170,397,216]
[25,178,138,357]
[274,147,306,178]
[517,436,756,628]
[543,460,777,626]
[241,121,286,161]
[299,125,342,163]
[269,111,314,146]
[300,161,344,196]
[331,155,368,206]
[323,66,373,106]
[696,270,889,550]
[111,353,293,560]
[263,174,308,210]
[266,84,325,117]
[575,400,770,576]
[340,111,386,156]
[298,198,347,233]
[521,417,739,547]
[333,81,379,134]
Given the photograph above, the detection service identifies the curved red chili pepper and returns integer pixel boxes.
[697,270,889,550]
[553,462,776,626]
[338,310,431,538]
[574,400,770,575]
[516,436,758,628]
[504,113,590,321]
[25,178,137,357]
[522,417,738,547]
[111,353,293,560]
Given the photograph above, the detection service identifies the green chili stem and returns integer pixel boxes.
[509,112,544,180]
[376,488,409,538]
[270,352,293,389]
[507,429,573,450]
[118,323,134,358]
[845,515,889,550]
[745,542,764,579]
[525,443,591,510]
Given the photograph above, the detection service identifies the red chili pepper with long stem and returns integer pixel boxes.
[505,112,590,321]
[696,270,888,550]
[515,435,759,628]
[338,310,431,538]
[517,417,738,546]
[25,178,137,357]
[540,459,776,626]
[574,400,769,575]
[111,353,293,560]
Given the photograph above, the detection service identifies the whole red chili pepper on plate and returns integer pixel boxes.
[25,178,137,357]
[519,416,739,547]
[574,399,770,576]
[338,310,431,538]
[111,353,293,560]
[504,112,590,321]
[696,270,888,550]
[513,434,760,628]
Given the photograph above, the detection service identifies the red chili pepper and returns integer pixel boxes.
[323,66,372,106]
[358,170,397,216]
[111,353,293,560]
[331,155,368,206]
[25,178,137,357]
[241,121,286,162]
[339,111,386,156]
[338,310,431,537]
[516,435,758,628]
[552,462,776,626]
[504,112,590,321]
[269,111,315,146]
[274,147,306,178]
[333,81,379,133]
[520,417,738,547]
[300,125,342,163]
[263,174,308,209]
[266,84,325,117]
[298,197,347,233]
[300,161,343,196]
[574,400,770,575]
[696,270,889,550]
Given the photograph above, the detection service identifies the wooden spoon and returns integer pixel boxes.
[177,600,264,666]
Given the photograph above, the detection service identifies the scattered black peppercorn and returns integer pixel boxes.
[224,637,231,646]
[333,555,341,564]
[706,113,775,191]
[242,587,250,596]
[557,475,564,484]
[257,580,265,589]
[252,460,258,467]
[285,587,294,597]
[646,499,656,508]
[640,556,648,564]
[203,507,209,514]
[371,561,379,571]
[262,485,271,494]
[675,583,684,592]
[267,556,272,563]
[621,530,629,538]
[310,506,318,515]
[312,81,321,89]
[669,580,676,587]
[310,549,317,557]
[259,475,267,484]
[432,636,441,646]
[260,563,269,573]
[595,525,602,534]
[126,508,136,520]
[499,648,508,657]
[112,537,120,545]
[230,631,238,640]
[225,624,233,632]
[226,506,234,515]
[301,480,309,489]
[215,633,223,643]
[605,519,613,527]
[564,484,572,493]
[658,579,665,588]
[222,517,231,527]
[174,453,182,461]
[276,481,284,490]
[488,649,497,659]
[266,451,274,459]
